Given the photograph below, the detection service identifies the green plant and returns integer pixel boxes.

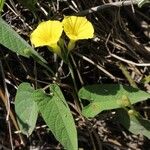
[78,84,150,138]
[15,83,77,150]
[0,0,5,13]
[0,1,150,149]
[0,15,94,149]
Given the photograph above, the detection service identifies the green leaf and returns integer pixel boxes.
[117,109,150,139]
[142,75,150,84]
[78,84,150,117]
[15,83,38,136]
[0,17,47,63]
[136,0,150,7]
[32,84,78,150]
[130,116,150,139]
[0,0,5,13]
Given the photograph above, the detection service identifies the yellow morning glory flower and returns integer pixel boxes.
[30,20,63,54]
[62,16,94,40]
[62,16,94,50]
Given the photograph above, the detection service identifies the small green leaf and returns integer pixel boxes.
[32,84,78,150]
[15,83,38,136]
[0,17,47,63]
[142,75,150,84]
[79,84,150,117]
[130,116,150,139]
[0,0,5,13]
[117,109,150,139]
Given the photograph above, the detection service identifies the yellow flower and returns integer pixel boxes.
[62,16,94,50]
[30,20,63,54]
[62,16,94,41]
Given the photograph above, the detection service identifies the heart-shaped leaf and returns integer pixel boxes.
[32,84,78,150]
[79,84,150,117]
[15,83,38,136]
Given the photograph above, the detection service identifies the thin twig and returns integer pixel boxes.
[110,53,150,67]
[130,0,135,13]
[7,121,14,150]
[68,56,83,111]
[0,61,25,146]
[14,125,47,134]
[5,2,33,30]
[70,54,84,86]
[76,0,138,16]
[0,61,14,149]
[74,52,116,80]
[37,2,48,16]
[0,144,10,150]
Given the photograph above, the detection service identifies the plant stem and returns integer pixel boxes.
[118,62,138,88]
[68,56,83,110]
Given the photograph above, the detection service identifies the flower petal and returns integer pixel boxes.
[30,20,63,47]
[62,16,94,41]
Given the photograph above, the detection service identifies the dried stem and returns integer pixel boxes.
[76,0,138,16]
